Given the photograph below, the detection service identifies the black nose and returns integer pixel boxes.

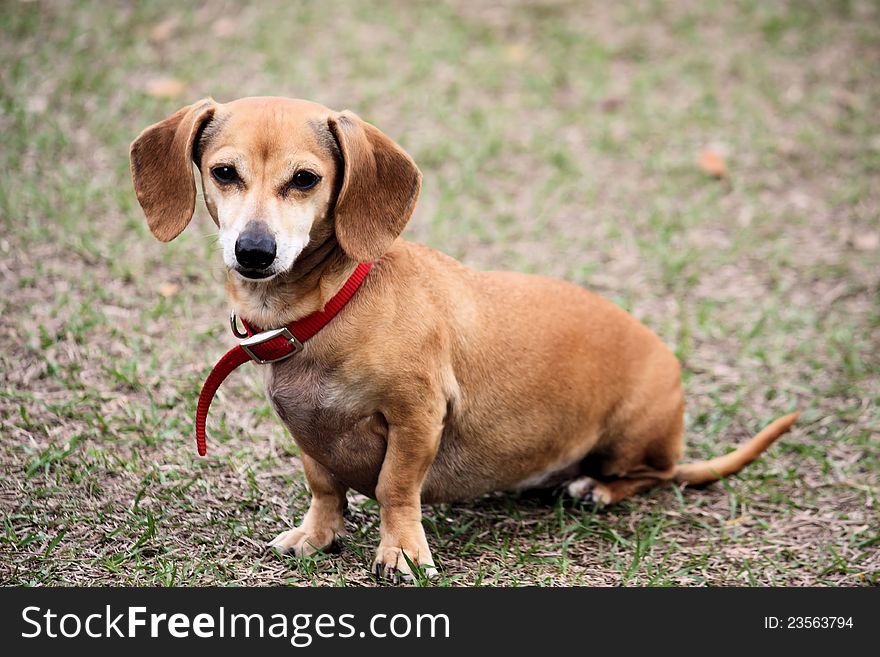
[235,222,276,270]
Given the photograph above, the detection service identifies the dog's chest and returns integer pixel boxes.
[265,358,365,439]
[264,356,386,491]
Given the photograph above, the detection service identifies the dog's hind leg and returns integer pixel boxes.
[568,370,684,506]
[567,474,670,507]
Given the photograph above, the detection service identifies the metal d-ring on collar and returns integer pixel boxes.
[229,312,249,339]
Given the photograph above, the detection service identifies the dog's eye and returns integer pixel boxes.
[290,170,320,190]
[211,165,240,185]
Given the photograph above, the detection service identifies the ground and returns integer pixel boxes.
[1,0,877,586]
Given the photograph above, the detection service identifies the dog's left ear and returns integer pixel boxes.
[328,111,421,262]
[130,98,216,242]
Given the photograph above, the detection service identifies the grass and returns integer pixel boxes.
[1,0,878,586]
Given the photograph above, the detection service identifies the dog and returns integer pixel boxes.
[130,96,798,581]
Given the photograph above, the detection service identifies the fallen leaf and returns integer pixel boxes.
[149,18,177,43]
[504,43,529,64]
[212,17,239,38]
[144,76,187,99]
[158,282,180,298]
[698,148,727,179]
[851,231,879,252]
[598,96,625,113]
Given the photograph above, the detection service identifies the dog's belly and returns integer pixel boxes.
[419,409,600,503]
[265,357,604,503]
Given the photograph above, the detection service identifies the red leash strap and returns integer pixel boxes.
[194,262,373,456]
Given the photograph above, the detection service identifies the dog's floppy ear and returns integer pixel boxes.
[130,98,216,242]
[328,111,421,261]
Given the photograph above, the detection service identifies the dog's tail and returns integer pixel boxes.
[673,412,799,486]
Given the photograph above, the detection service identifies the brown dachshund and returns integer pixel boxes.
[130,97,798,581]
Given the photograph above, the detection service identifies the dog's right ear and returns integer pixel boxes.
[129,98,216,242]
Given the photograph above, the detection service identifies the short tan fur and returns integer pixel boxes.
[131,97,798,580]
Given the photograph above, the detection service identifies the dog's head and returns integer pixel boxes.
[130,97,421,281]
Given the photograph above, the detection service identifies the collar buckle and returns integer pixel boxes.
[239,327,304,364]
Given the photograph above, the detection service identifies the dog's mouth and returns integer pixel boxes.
[234,266,278,281]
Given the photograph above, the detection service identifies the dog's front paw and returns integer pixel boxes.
[267,524,344,557]
[373,542,437,584]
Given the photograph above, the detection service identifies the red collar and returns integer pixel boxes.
[195,262,373,456]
